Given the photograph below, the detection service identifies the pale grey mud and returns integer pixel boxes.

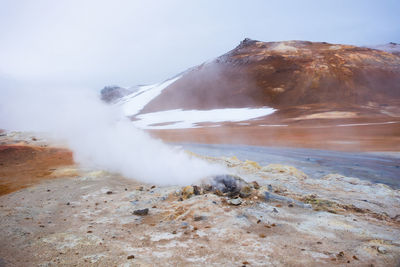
[176,143,400,189]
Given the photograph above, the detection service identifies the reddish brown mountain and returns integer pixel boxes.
[142,39,400,113]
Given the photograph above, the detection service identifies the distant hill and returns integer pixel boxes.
[140,39,400,113]
[100,39,400,150]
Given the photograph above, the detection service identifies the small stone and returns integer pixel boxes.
[242,261,250,265]
[127,255,135,259]
[137,186,144,191]
[150,185,156,189]
[251,181,260,189]
[272,208,278,213]
[193,185,201,195]
[259,233,266,238]
[106,191,112,195]
[352,255,358,260]
[133,208,149,216]
[66,202,70,206]
[377,246,387,254]
[214,189,223,196]
[337,251,345,257]
[228,198,243,206]
[194,215,207,221]
[288,203,294,207]
[182,186,194,199]
[239,186,252,198]
[172,230,177,234]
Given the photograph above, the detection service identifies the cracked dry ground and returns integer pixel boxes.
[0,134,399,266]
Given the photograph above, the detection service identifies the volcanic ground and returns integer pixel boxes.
[0,132,399,266]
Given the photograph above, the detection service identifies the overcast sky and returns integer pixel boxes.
[0,0,399,89]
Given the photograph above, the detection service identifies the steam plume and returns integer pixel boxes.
[0,86,225,185]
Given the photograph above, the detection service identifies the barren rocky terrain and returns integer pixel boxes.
[107,39,400,152]
[1,132,399,266]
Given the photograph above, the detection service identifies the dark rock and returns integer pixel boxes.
[100,85,132,103]
[193,185,201,195]
[133,208,149,216]
[251,181,260,189]
[127,255,135,259]
[106,191,113,195]
[194,215,207,221]
[206,174,249,198]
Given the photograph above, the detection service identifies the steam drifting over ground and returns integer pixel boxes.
[0,87,225,185]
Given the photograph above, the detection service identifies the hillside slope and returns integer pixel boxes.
[142,39,400,113]
[108,39,400,150]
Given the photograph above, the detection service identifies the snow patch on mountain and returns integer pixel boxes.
[132,107,276,129]
[118,76,182,116]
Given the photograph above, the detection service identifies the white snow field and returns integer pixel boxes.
[132,107,276,129]
[118,76,182,116]
[116,75,276,129]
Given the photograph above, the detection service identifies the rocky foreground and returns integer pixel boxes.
[0,132,399,266]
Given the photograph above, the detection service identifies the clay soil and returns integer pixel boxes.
[149,122,400,152]
[0,144,73,196]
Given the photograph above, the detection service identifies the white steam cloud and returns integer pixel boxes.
[0,86,225,185]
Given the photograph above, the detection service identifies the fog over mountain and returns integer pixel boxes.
[0,0,399,89]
